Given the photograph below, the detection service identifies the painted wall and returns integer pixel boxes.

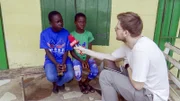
[0,0,43,68]
[0,0,160,68]
[93,0,159,52]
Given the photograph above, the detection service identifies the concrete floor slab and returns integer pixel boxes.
[0,92,16,101]
[63,91,83,99]
[0,76,102,101]
[0,79,11,86]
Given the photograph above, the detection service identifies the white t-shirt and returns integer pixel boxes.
[112,37,169,101]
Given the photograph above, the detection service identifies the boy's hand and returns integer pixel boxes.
[82,61,89,69]
[56,63,66,75]
[60,64,66,72]
[55,63,62,73]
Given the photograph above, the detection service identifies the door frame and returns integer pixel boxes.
[153,0,180,50]
[0,3,8,70]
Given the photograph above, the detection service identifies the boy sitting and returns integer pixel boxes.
[70,13,99,94]
[40,11,74,94]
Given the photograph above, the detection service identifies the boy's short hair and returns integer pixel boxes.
[117,12,143,37]
[48,11,61,22]
[74,13,86,21]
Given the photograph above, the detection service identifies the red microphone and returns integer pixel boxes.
[68,34,79,47]
[68,34,83,55]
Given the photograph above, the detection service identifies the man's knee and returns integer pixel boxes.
[99,70,113,87]
[99,70,111,81]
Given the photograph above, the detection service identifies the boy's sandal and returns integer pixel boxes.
[79,84,89,94]
[86,84,95,93]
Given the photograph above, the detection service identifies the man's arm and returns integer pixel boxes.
[128,51,149,90]
[84,49,117,61]
[45,49,58,65]
[74,46,118,61]
[127,66,144,90]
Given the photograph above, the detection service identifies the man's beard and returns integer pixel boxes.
[117,37,127,43]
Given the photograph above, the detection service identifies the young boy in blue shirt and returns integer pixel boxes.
[70,13,99,94]
[40,11,74,94]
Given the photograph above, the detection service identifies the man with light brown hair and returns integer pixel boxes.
[75,12,169,101]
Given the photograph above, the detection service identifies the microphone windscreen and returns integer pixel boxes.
[68,34,79,47]
[68,34,75,42]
